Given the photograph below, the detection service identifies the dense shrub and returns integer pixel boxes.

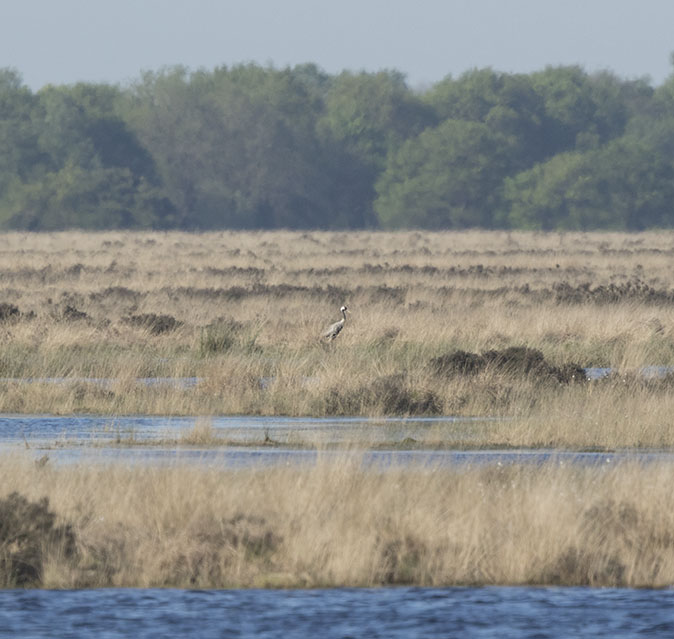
[199,318,244,355]
[323,373,441,416]
[123,313,182,335]
[0,303,20,321]
[431,346,586,384]
[0,492,76,587]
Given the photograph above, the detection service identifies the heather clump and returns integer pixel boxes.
[1,457,674,588]
[430,346,586,384]
[0,492,76,587]
[122,313,183,335]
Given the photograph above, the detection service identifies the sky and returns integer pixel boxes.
[2,0,674,91]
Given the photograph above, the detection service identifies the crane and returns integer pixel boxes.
[324,306,349,341]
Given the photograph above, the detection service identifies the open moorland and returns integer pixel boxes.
[3,454,674,589]
[3,230,674,589]
[2,230,674,449]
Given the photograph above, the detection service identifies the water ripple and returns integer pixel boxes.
[1,587,673,638]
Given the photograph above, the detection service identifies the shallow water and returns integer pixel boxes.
[2,366,671,388]
[3,414,673,467]
[11,443,674,469]
[1,586,673,638]
[0,413,489,447]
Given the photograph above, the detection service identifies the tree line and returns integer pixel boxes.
[1,61,674,231]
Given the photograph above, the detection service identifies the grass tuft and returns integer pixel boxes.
[0,456,674,588]
[0,491,76,587]
[199,318,243,356]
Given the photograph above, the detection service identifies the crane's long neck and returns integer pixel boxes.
[341,308,347,321]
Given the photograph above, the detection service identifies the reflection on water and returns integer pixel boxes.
[3,444,650,468]
[0,376,201,389]
[1,414,672,468]
[1,586,673,638]
[2,366,673,388]
[584,366,674,380]
[0,414,494,447]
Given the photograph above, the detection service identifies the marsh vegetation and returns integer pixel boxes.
[1,229,674,449]
[2,229,674,589]
[3,454,674,589]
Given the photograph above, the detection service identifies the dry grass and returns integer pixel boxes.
[2,230,674,447]
[3,231,674,590]
[2,454,674,588]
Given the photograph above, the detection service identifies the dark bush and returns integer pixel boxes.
[430,350,485,376]
[199,318,244,355]
[368,374,440,414]
[0,492,76,587]
[431,346,586,385]
[323,373,441,416]
[0,303,20,321]
[380,534,427,584]
[123,313,182,335]
[551,280,674,306]
[482,346,550,376]
[555,363,588,384]
[61,305,88,321]
[169,513,281,586]
[89,286,142,302]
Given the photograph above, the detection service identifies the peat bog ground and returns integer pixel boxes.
[2,230,674,589]
[1,229,674,448]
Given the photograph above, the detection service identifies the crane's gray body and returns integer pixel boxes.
[324,306,348,341]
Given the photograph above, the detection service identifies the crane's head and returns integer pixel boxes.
[340,305,349,313]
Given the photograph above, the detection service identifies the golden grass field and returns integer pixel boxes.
[3,454,674,589]
[2,230,674,588]
[2,229,674,448]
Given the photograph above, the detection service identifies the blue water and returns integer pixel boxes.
[1,413,494,466]
[2,366,671,388]
[2,414,674,637]
[584,366,674,380]
[2,414,673,468]
[12,443,674,470]
[0,414,491,446]
[1,586,672,638]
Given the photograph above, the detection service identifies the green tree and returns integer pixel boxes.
[36,83,158,178]
[0,69,44,193]
[0,61,669,232]
[126,64,343,229]
[529,66,638,155]
[2,164,154,230]
[320,70,436,170]
[1,80,173,230]
[375,119,511,228]
[426,69,549,167]
[318,70,437,226]
[504,152,600,230]
[505,125,674,230]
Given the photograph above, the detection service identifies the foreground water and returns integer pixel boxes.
[2,416,674,636]
[1,586,673,638]
[0,414,489,446]
[3,414,673,467]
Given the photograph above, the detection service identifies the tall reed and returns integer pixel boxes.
[2,455,674,588]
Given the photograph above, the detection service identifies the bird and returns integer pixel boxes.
[324,305,349,341]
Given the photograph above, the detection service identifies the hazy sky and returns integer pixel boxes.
[3,0,674,91]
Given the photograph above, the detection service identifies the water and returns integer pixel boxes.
[584,366,674,381]
[2,412,674,636]
[2,366,671,388]
[3,414,673,467]
[1,586,673,638]
[11,442,674,469]
[0,414,491,446]
[0,414,498,464]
